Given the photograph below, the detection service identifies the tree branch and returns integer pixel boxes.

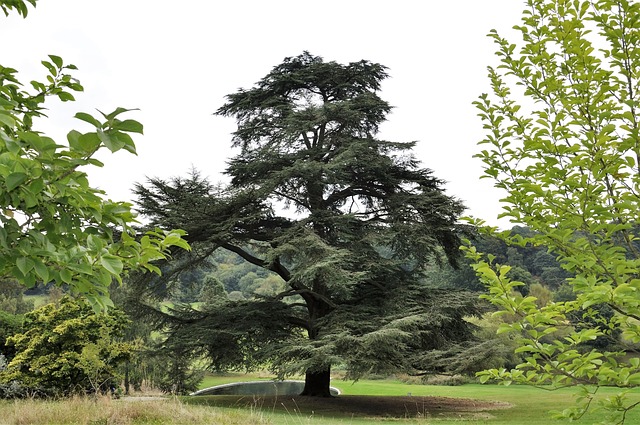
[219,241,291,281]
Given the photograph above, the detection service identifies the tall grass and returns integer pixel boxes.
[0,396,269,425]
[2,376,639,424]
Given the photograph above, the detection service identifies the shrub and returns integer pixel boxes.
[1,297,133,396]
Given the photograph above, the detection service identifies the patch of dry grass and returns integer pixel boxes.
[1,396,270,425]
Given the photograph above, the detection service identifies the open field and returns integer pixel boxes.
[0,374,639,424]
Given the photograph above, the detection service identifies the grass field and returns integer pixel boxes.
[1,374,638,424]
[190,373,640,425]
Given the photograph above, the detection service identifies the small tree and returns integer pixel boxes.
[2,296,132,395]
[468,0,640,422]
[199,274,226,306]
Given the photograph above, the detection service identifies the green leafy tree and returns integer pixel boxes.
[134,52,479,397]
[237,271,261,298]
[0,2,189,309]
[0,310,21,361]
[199,273,226,306]
[527,283,552,309]
[0,278,33,314]
[2,296,132,395]
[467,0,640,422]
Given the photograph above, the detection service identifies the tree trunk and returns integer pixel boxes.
[300,366,332,397]
[124,362,130,395]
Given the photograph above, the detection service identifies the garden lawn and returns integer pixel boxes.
[190,374,640,424]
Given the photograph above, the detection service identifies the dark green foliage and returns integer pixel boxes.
[0,310,21,361]
[506,266,535,295]
[145,334,205,396]
[199,274,226,306]
[554,283,576,303]
[155,352,204,396]
[423,227,569,294]
[134,53,477,396]
[109,281,205,394]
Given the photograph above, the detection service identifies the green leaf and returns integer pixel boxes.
[67,262,93,275]
[6,172,28,191]
[17,131,44,151]
[48,55,63,68]
[22,188,38,208]
[60,269,73,284]
[115,119,143,134]
[86,234,105,251]
[30,80,46,92]
[57,91,75,102]
[41,60,56,76]
[74,112,101,128]
[34,260,50,283]
[0,112,16,127]
[66,130,82,151]
[95,269,113,286]
[113,131,136,154]
[100,255,123,275]
[100,134,124,153]
[68,130,100,154]
[16,257,34,276]
[77,132,101,153]
[100,107,138,121]
[162,232,190,251]
[28,178,44,195]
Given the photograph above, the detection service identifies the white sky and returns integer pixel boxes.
[2,1,524,227]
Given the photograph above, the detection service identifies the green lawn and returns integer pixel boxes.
[24,294,49,308]
[192,373,640,424]
[1,375,638,424]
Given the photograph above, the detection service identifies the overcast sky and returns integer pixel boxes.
[2,1,525,227]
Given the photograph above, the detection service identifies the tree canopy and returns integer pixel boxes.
[134,52,479,397]
[466,0,640,422]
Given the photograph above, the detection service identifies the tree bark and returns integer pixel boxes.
[300,366,333,397]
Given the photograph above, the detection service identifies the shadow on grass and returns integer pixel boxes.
[183,394,512,420]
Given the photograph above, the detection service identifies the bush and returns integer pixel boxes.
[422,374,469,386]
[0,310,22,360]
[1,297,133,396]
